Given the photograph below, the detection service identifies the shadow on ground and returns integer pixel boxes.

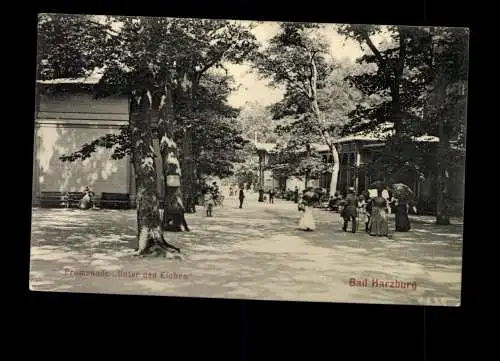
[29,199,463,306]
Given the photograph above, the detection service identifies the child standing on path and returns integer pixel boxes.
[358,194,369,233]
[204,191,215,217]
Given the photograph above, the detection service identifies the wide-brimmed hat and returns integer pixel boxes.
[348,186,355,193]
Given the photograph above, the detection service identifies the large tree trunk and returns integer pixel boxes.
[304,144,312,189]
[329,144,340,196]
[180,72,200,214]
[158,83,190,232]
[182,127,196,213]
[129,88,180,256]
[308,54,340,196]
[428,66,451,225]
[436,118,451,225]
[393,27,408,134]
[391,87,404,134]
[362,27,406,134]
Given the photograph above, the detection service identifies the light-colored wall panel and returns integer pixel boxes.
[34,125,130,195]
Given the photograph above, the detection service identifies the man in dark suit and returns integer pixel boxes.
[239,187,245,209]
[294,186,299,203]
[268,189,275,204]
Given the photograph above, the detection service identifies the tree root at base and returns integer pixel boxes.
[136,235,181,257]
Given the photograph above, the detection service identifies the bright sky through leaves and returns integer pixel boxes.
[226,21,390,107]
[72,16,392,108]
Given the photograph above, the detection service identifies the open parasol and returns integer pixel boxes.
[367,180,388,198]
[391,183,414,202]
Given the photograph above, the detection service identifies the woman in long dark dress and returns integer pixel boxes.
[368,189,389,237]
[394,197,411,232]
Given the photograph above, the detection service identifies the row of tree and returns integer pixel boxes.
[251,23,468,225]
[38,15,264,256]
[36,16,468,257]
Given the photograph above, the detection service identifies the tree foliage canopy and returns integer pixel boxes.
[337,25,468,181]
[38,15,259,181]
[237,101,277,143]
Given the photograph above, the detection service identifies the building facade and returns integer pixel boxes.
[255,135,465,216]
[33,82,464,216]
[33,81,144,206]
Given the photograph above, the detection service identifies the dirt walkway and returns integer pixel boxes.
[30,197,463,306]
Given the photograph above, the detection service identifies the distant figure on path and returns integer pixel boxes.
[268,189,275,204]
[204,190,215,217]
[368,189,389,237]
[239,187,245,209]
[258,188,264,202]
[341,187,358,233]
[294,186,299,203]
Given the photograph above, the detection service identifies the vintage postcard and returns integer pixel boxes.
[31,14,467,306]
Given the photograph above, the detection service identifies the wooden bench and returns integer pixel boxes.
[40,191,84,208]
[99,193,131,209]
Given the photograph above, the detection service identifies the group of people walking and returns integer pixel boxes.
[201,181,413,238]
[204,183,245,216]
[298,185,414,236]
[338,187,394,236]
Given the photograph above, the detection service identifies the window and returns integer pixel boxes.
[342,153,348,165]
[349,153,356,166]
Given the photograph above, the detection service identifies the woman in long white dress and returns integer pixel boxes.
[298,191,317,231]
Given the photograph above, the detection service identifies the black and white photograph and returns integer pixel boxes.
[31,14,468,306]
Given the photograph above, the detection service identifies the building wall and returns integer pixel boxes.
[285,177,300,192]
[34,92,131,201]
[284,177,319,192]
[262,170,275,189]
[263,139,464,216]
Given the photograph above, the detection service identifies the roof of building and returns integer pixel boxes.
[37,76,101,85]
[37,68,104,85]
[255,133,439,153]
[35,74,440,149]
[36,68,129,96]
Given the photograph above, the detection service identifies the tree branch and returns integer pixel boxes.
[396,27,407,76]
[87,20,122,36]
[309,53,318,101]
[361,32,394,75]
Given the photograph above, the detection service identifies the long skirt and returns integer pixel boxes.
[395,204,411,232]
[369,207,389,236]
[299,206,316,231]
